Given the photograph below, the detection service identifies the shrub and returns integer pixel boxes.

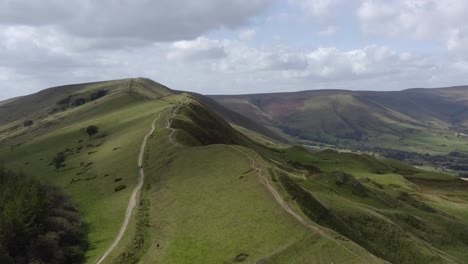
[57,96,72,106]
[86,125,99,137]
[23,120,33,127]
[90,90,108,101]
[53,152,66,172]
[114,185,126,192]
[72,98,86,107]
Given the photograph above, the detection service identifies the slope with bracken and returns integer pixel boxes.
[211,86,468,155]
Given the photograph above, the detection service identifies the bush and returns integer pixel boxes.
[114,185,127,192]
[86,125,99,137]
[53,152,66,172]
[23,120,33,127]
[90,90,108,101]
[57,96,72,106]
[72,98,86,107]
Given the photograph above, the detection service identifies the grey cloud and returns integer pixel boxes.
[0,0,270,42]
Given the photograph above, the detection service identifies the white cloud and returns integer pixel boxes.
[446,28,468,58]
[357,0,468,51]
[167,37,227,61]
[299,45,424,80]
[238,29,256,41]
[215,42,308,72]
[0,26,85,69]
[165,37,439,86]
[289,0,343,17]
[318,26,337,37]
[451,61,468,73]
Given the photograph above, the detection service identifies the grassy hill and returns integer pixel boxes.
[2,78,468,263]
[266,147,468,263]
[211,86,468,156]
[188,92,287,143]
[0,78,174,262]
[0,79,386,263]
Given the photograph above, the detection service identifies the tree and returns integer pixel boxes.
[0,168,88,264]
[53,152,65,172]
[86,125,99,137]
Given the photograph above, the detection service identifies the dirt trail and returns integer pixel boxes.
[96,111,165,264]
[231,147,373,264]
[166,102,182,143]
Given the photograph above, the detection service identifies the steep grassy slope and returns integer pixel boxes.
[211,86,468,155]
[170,96,251,147]
[266,146,468,263]
[136,94,468,263]
[189,92,287,143]
[0,78,174,263]
[135,96,386,264]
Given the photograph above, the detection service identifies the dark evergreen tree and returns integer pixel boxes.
[0,168,88,264]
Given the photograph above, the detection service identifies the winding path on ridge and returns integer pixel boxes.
[167,102,182,144]
[231,147,372,264]
[96,109,168,264]
[234,150,461,264]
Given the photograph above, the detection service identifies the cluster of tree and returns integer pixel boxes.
[0,168,88,264]
[51,90,109,114]
[344,145,468,174]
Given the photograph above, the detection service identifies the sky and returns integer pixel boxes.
[1,0,468,100]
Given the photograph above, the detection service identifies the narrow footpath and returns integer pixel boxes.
[96,111,165,264]
[231,147,372,264]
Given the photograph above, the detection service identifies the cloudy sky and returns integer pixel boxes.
[1,0,468,100]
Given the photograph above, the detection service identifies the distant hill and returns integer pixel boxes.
[211,86,468,155]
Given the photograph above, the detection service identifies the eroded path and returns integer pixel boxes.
[96,111,165,264]
[231,147,373,264]
[166,102,182,143]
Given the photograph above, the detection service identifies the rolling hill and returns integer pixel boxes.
[1,78,468,263]
[211,87,468,162]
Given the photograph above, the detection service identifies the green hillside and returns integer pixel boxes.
[266,147,468,263]
[0,78,173,262]
[2,78,468,264]
[211,87,468,155]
